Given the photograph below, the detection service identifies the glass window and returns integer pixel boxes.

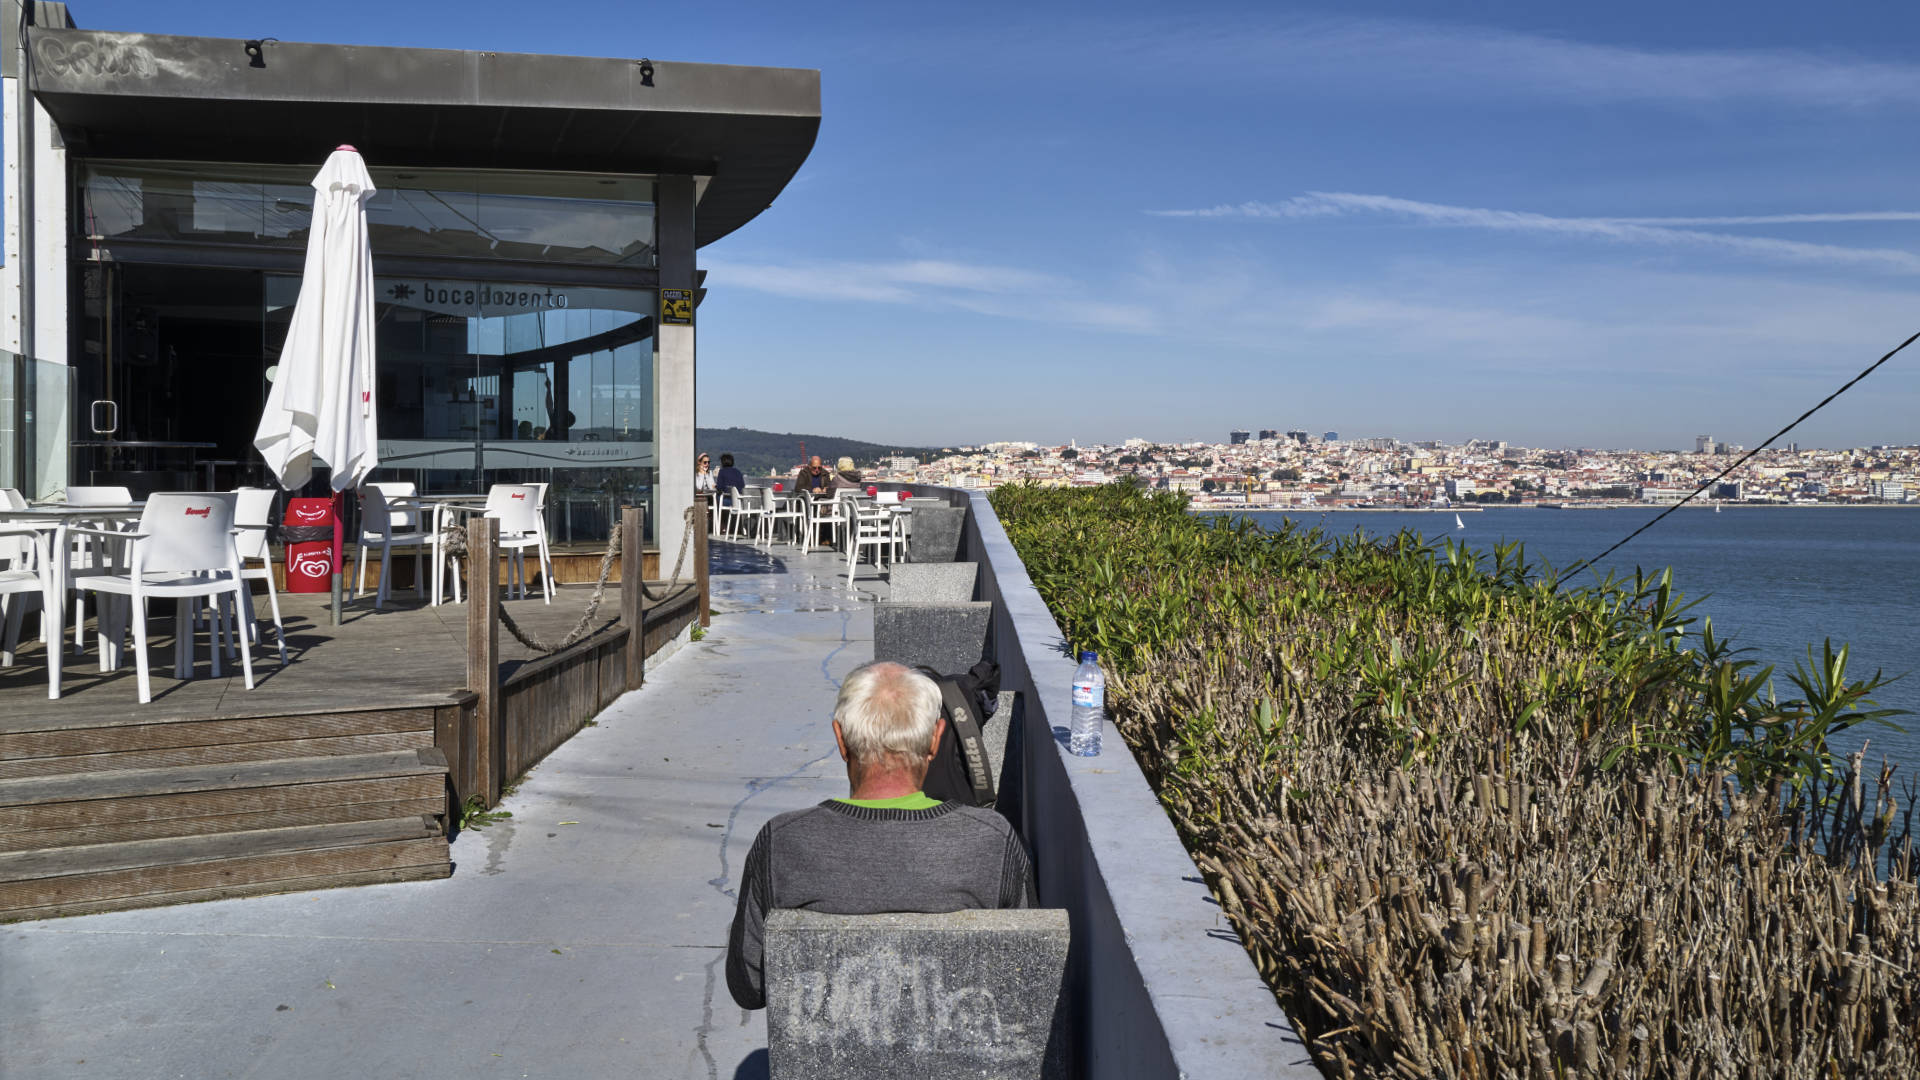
[83,161,656,267]
[266,274,657,543]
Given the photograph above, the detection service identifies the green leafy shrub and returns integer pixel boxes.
[991,482,1918,1077]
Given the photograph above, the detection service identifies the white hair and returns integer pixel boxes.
[834,662,941,766]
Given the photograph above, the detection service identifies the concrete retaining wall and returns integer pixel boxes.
[891,483,1317,1079]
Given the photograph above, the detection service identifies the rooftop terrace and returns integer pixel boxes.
[1,540,879,1078]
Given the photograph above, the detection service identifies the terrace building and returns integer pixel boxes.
[0,2,819,550]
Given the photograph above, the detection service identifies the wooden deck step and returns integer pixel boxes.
[0,705,440,762]
[0,790,449,853]
[0,749,450,852]
[0,749,448,809]
[0,816,450,922]
[0,731,433,780]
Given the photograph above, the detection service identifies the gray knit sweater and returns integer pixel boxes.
[725,799,1036,1010]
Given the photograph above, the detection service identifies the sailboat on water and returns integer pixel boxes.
[1455,514,1466,530]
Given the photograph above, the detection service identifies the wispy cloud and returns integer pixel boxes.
[1253,18,1920,108]
[703,257,1155,333]
[979,15,1920,110]
[1150,193,1920,274]
[1599,212,1920,226]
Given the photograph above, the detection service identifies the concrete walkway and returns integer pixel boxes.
[0,540,888,1080]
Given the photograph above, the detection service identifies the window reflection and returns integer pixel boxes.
[83,161,656,267]
[265,275,657,542]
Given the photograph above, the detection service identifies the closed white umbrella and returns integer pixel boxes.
[253,145,381,623]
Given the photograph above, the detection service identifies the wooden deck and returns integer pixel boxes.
[0,581,692,922]
[0,588,620,722]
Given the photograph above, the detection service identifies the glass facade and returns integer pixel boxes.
[265,275,656,542]
[71,161,659,542]
[82,161,656,267]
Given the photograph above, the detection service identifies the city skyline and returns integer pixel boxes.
[68,0,1920,449]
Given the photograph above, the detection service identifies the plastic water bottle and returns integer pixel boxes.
[1070,651,1105,757]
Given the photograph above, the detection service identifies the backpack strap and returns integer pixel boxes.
[934,674,996,808]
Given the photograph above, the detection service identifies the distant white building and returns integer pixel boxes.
[1445,479,1477,499]
[1640,485,1690,504]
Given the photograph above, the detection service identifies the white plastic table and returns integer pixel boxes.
[0,503,144,699]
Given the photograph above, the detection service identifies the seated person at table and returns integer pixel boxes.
[724,661,1036,1010]
[715,453,746,499]
[835,455,864,485]
[793,455,837,495]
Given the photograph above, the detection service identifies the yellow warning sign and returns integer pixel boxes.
[661,288,694,326]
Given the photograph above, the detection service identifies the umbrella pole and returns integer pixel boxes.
[331,490,345,626]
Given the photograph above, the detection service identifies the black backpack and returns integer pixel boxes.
[917,661,1002,808]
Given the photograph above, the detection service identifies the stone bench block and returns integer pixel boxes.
[765,908,1070,1080]
[873,601,990,676]
[906,505,966,563]
[886,562,978,602]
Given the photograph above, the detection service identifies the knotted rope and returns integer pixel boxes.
[439,504,699,655]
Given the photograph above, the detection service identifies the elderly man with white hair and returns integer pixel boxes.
[725,661,1036,1010]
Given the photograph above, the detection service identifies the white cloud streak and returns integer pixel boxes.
[1035,15,1920,110]
[703,257,1156,333]
[1599,212,1920,226]
[1150,193,1920,274]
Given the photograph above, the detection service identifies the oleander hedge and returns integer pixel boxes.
[992,483,1918,1079]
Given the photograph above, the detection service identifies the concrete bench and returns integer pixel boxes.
[873,601,991,676]
[886,561,978,602]
[764,908,1070,1079]
[905,505,966,563]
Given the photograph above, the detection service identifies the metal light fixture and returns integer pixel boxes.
[243,38,276,68]
[637,58,654,87]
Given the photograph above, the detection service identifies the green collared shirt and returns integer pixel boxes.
[833,791,943,810]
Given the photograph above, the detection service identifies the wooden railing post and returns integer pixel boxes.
[621,506,646,691]
[694,493,711,627]
[466,516,502,807]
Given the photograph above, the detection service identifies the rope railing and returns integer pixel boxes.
[440,504,699,655]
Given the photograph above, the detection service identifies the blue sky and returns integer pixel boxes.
[67,0,1920,449]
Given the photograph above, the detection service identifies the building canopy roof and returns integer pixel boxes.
[26,28,820,246]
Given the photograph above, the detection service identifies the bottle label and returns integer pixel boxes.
[1072,683,1100,708]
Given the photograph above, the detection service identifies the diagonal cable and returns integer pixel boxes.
[1556,326,1920,584]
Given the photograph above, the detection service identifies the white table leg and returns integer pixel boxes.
[47,523,65,699]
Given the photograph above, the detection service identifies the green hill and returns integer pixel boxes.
[695,427,949,479]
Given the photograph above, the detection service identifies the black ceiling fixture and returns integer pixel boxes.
[242,38,277,68]
[638,58,654,87]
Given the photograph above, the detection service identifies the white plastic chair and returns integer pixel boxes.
[486,484,554,603]
[807,494,848,551]
[63,485,136,656]
[762,490,806,548]
[730,487,768,543]
[715,486,743,539]
[0,488,32,569]
[67,486,134,506]
[847,504,895,584]
[367,481,421,531]
[430,501,470,608]
[71,493,254,704]
[0,525,52,687]
[354,487,431,610]
[232,488,289,665]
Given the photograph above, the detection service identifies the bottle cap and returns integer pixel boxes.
[1079,650,1096,663]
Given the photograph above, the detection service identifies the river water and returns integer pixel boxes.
[1212,506,1920,776]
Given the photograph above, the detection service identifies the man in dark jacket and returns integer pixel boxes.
[724,662,1036,1010]
[792,455,836,495]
